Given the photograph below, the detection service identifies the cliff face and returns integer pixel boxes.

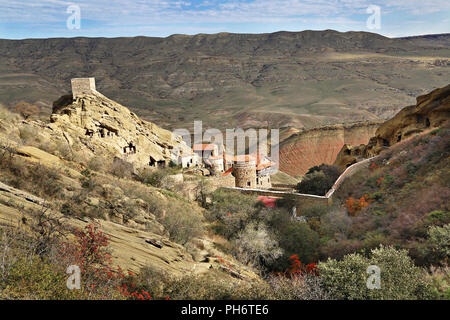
[279,122,380,177]
[334,84,450,169]
[372,84,450,148]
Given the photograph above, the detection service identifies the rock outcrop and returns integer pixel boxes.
[335,84,450,168]
[47,80,191,170]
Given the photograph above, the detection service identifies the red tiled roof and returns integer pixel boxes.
[234,155,256,163]
[222,167,233,176]
[193,144,216,151]
[201,150,276,171]
[257,161,276,171]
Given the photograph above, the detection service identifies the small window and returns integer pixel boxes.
[247,181,251,187]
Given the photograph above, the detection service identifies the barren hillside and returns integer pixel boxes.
[0,30,449,130]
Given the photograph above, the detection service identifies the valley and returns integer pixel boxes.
[0,29,448,301]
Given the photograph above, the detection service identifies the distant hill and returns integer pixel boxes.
[0,30,449,130]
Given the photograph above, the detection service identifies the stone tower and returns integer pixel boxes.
[71,78,96,98]
[233,157,257,188]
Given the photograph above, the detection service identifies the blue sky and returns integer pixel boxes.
[0,0,449,39]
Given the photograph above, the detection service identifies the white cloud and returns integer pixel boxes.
[0,0,448,36]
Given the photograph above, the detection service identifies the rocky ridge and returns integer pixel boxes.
[334,84,450,168]
[48,89,191,169]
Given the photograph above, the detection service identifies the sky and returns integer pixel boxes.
[0,0,449,39]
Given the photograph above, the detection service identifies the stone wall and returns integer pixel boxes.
[325,156,375,198]
[224,187,331,216]
[71,78,96,98]
[223,156,377,216]
[208,175,236,188]
[272,183,297,189]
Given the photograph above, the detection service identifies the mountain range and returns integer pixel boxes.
[1,30,449,130]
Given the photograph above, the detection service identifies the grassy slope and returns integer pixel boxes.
[328,124,449,265]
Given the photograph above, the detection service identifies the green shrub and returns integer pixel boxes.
[318,246,433,300]
[425,211,450,225]
[296,164,342,196]
[305,164,341,180]
[1,257,80,300]
[161,204,204,245]
[208,189,258,225]
[277,222,320,269]
[369,191,383,202]
[426,224,450,265]
[425,266,450,300]
[302,204,329,219]
[134,267,273,300]
[139,169,168,188]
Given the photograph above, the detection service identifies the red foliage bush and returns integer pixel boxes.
[58,222,148,299]
[369,162,379,171]
[345,194,371,216]
[286,254,318,276]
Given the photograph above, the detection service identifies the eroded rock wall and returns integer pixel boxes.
[279,122,380,177]
[334,84,450,169]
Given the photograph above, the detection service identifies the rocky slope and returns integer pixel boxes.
[9,87,191,171]
[0,107,259,282]
[0,31,449,130]
[335,84,450,169]
[278,122,380,177]
[329,122,450,267]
